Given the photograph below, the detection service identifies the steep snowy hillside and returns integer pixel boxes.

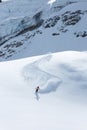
[22,51,87,100]
[0,1,87,130]
[0,51,87,130]
[0,0,87,61]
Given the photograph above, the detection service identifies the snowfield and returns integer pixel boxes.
[0,0,87,130]
[0,51,87,130]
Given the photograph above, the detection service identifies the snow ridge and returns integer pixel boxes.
[22,51,87,99]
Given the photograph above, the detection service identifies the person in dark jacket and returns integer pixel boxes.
[35,86,40,93]
[35,86,40,100]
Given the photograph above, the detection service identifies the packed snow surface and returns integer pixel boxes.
[0,51,87,130]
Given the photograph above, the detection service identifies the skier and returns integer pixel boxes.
[35,86,40,93]
[35,86,40,100]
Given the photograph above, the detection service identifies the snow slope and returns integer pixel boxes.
[0,51,87,130]
[0,0,87,129]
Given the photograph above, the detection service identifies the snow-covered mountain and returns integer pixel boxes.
[0,0,87,61]
[0,0,87,130]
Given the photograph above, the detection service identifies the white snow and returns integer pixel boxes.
[48,0,56,6]
[0,0,87,61]
[0,0,87,129]
[0,51,87,130]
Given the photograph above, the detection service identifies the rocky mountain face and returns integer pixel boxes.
[0,0,87,61]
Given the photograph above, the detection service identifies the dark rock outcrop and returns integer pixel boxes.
[62,10,82,26]
[43,16,60,28]
[74,31,87,37]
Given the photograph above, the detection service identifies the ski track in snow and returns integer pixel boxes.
[22,52,87,100]
[22,54,62,94]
